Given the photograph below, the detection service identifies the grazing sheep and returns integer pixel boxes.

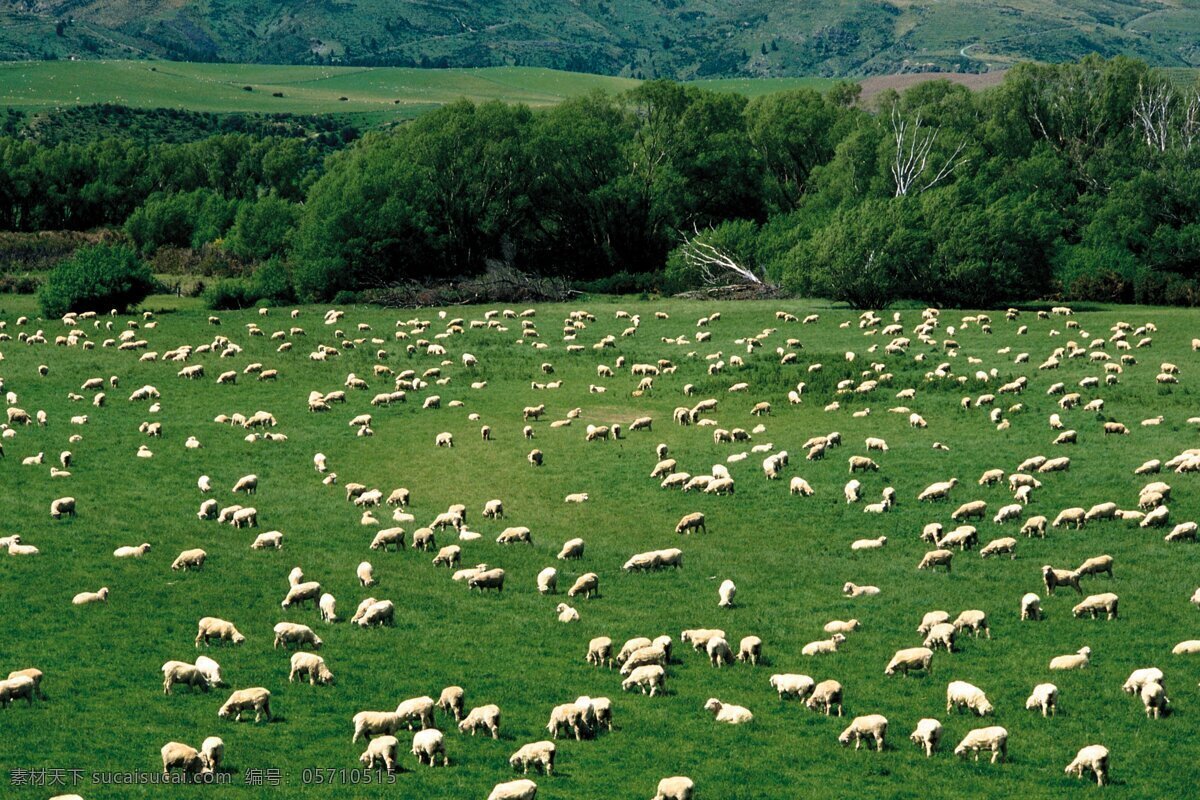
[357,561,376,586]
[199,736,224,773]
[468,568,506,592]
[918,610,951,635]
[355,600,395,627]
[289,652,334,685]
[704,698,753,724]
[706,636,734,667]
[1050,647,1092,670]
[947,681,993,716]
[918,549,953,572]
[49,496,76,519]
[954,726,1008,763]
[1075,555,1113,580]
[806,680,843,716]
[359,735,400,772]
[953,609,990,638]
[162,660,211,694]
[281,581,322,609]
[172,549,207,571]
[353,710,402,741]
[980,537,1017,559]
[1021,516,1047,538]
[1025,683,1058,717]
[923,623,957,652]
[652,776,693,800]
[497,526,532,545]
[1020,593,1042,621]
[567,572,599,599]
[769,673,815,700]
[910,718,943,757]
[718,579,737,608]
[161,742,206,779]
[536,567,558,595]
[273,622,322,650]
[510,741,555,776]
[459,704,502,739]
[737,636,763,665]
[839,714,888,751]
[435,686,465,722]
[218,687,272,722]
[1141,681,1170,718]
[1065,744,1109,786]
[622,664,666,696]
[1043,566,1082,595]
[557,538,585,560]
[1073,593,1119,620]
[547,702,591,739]
[886,647,933,677]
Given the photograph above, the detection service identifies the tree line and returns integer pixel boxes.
[3,55,1200,309]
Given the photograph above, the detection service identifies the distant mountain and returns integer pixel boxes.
[3,0,1198,77]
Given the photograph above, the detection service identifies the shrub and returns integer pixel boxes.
[574,270,662,295]
[201,279,255,310]
[39,244,155,317]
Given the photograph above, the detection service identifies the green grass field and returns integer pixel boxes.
[0,294,1196,798]
[0,61,836,119]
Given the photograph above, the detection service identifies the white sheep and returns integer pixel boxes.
[947,681,993,716]
[218,687,271,722]
[487,779,538,800]
[802,633,846,656]
[909,718,943,757]
[459,704,502,738]
[652,776,694,800]
[289,652,334,685]
[359,735,400,772]
[838,714,888,751]
[1050,647,1092,670]
[1020,593,1042,621]
[718,579,736,608]
[768,674,814,700]
[954,726,1008,763]
[1065,744,1109,786]
[805,680,843,716]
[704,698,753,724]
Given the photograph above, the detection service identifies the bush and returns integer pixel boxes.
[39,244,155,317]
[201,279,255,310]
[574,270,662,295]
[0,273,42,294]
[202,261,296,310]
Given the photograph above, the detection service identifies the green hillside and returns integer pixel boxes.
[2,0,1199,78]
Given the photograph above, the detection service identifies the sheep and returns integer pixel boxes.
[804,679,843,716]
[557,538,585,560]
[803,633,846,656]
[1075,554,1113,580]
[1021,516,1047,538]
[172,548,207,571]
[536,567,558,595]
[918,479,958,501]
[993,504,1023,525]
[547,702,591,739]
[394,696,436,730]
[953,609,990,638]
[1141,680,1170,718]
[487,779,538,800]
[370,527,406,551]
[357,735,400,772]
[844,479,862,504]
[273,622,323,650]
[718,579,737,607]
[651,776,694,800]
[161,741,206,779]
[1065,745,1109,786]
[885,647,933,677]
[353,710,402,742]
[199,736,224,774]
[497,526,532,545]
[355,600,395,627]
[1166,522,1198,542]
[162,660,211,694]
[1043,566,1082,595]
[459,703,502,739]
[555,602,580,622]
[1141,506,1170,528]
[736,636,763,665]
[587,637,614,668]
[704,698,753,726]
[849,456,879,473]
[49,496,76,519]
[952,500,987,521]
[843,582,880,598]
[509,741,556,776]
[918,549,953,572]
[468,568,506,592]
[954,726,1008,763]
[1073,593,1118,620]
[852,535,887,550]
[288,567,304,587]
[839,714,888,751]
[1050,647,1092,670]
[923,623,957,652]
[769,673,815,701]
[706,636,734,667]
[289,652,335,685]
[980,537,1017,559]
[356,561,376,587]
[910,718,943,757]
[1025,683,1058,717]
[232,474,258,494]
[1021,593,1042,621]
[281,581,322,609]
[195,617,245,648]
[947,681,993,716]
[789,476,815,496]
[218,687,272,722]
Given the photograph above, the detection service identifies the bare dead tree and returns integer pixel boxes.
[890,102,968,197]
[678,225,770,289]
[1184,87,1199,150]
[1133,80,1172,152]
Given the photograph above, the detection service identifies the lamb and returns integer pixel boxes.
[1020,593,1042,621]
[162,660,210,694]
[790,476,815,496]
[289,652,334,685]
[1050,647,1092,670]
[843,582,880,597]
[161,742,206,779]
[918,549,953,572]
[358,735,400,772]
[468,568,506,592]
[910,718,943,757]
[851,536,887,550]
[251,531,283,550]
[717,579,737,607]
[844,479,861,504]
[848,456,879,473]
[1065,744,1109,786]
[1073,593,1119,619]
[281,581,322,609]
[885,647,933,676]
[1020,516,1047,538]
[567,572,599,599]
[497,526,532,545]
[1141,680,1170,718]
[954,726,1008,763]
[218,687,272,722]
[195,617,245,648]
[803,633,846,656]
[769,674,815,700]
[273,622,323,650]
[952,500,987,521]
[232,474,258,494]
[487,779,538,800]
[839,714,888,751]
[459,703,502,738]
[395,696,436,730]
[172,549,207,571]
[805,680,843,716]
[433,545,461,568]
[946,681,993,716]
[1043,565,1082,595]
[705,698,753,724]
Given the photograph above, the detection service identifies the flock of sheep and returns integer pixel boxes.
[3,298,1199,798]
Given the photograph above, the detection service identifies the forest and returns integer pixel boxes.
[2,56,1199,309]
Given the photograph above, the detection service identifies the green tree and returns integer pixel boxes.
[39,243,155,317]
[224,194,300,261]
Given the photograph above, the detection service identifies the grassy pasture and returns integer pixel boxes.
[0,294,1197,798]
[0,61,837,120]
